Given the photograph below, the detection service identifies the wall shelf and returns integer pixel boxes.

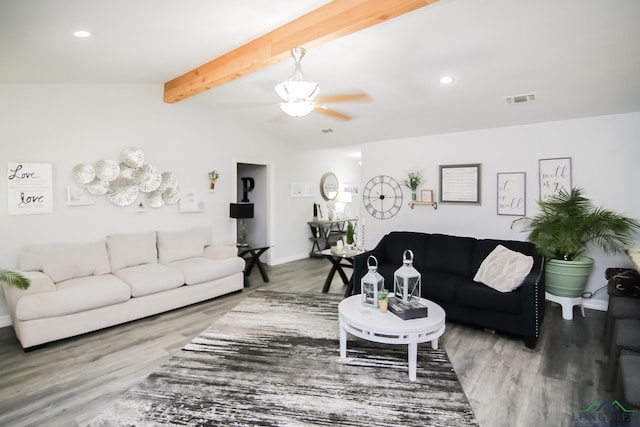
[408,201,438,210]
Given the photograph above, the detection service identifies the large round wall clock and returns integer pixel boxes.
[362,175,403,219]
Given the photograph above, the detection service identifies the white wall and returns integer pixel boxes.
[360,112,640,310]
[0,84,361,323]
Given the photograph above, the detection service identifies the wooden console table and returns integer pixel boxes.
[307,218,357,255]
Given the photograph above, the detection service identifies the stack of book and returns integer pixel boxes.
[388,296,428,320]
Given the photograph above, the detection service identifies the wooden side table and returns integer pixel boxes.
[307,218,357,255]
[238,246,270,287]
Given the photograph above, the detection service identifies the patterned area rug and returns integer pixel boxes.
[90,291,478,426]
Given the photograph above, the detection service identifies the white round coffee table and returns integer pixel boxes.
[338,294,446,382]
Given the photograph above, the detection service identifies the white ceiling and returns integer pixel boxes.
[2,0,640,150]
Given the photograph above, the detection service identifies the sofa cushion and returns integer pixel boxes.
[167,257,245,285]
[157,227,212,264]
[107,231,158,272]
[420,271,469,303]
[19,241,111,283]
[425,234,476,277]
[14,274,131,321]
[114,263,185,297]
[473,245,533,292]
[456,282,523,314]
[381,232,429,270]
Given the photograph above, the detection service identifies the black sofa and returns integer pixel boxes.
[352,231,545,348]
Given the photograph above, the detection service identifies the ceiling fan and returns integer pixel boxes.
[274,47,371,121]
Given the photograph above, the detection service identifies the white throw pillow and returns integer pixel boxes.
[107,231,158,272]
[157,227,212,264]
[473,245,534,293]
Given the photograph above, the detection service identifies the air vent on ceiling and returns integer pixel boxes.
[505,93,537,104]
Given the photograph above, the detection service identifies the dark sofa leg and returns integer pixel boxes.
[525,337,537,349]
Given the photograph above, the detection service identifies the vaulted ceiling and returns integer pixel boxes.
[2,0,639,149]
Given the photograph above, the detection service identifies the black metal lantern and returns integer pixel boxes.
[393,249,421,303]
[361,255,384,308]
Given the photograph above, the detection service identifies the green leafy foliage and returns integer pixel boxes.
[346,221,355,245]
[0,269,30,290]
[378,288,389,300]
[513,188,640,260]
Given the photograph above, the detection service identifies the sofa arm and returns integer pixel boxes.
[203,245,238,260]
[2,271,56,314]
[519,257,546,348]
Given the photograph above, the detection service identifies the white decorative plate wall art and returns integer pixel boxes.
[118,162,135,180]
[133,164,162,193]
[146,190,165,208]
[94,159,120,182]
[120,147,144,168]
[72,163,96,184]
[107,177,139,206]
[159,172,178,191]
[86,178,108,195]
[162,188,180,204]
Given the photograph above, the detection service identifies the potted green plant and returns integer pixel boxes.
[402,170,423,201]
[0,269,30,290]
[346,221,355,247]
[513,187,639,297]
[378,288,390,313]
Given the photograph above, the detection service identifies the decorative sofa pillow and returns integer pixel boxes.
[473,244,534,292]
[107,231,158,272]
[157,227,212,264]
[37,241,111,283]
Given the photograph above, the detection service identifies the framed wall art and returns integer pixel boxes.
[539,157,571,201]
[439,163,481,204]
[421,189,434,203]
[497,172,525,216]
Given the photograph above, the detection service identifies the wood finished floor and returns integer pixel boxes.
[0,257,610,427]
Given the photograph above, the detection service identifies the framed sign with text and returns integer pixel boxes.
[497,172,526,216]
[539,157,571,201]
[439,163,481,204]
[7,162,53,215]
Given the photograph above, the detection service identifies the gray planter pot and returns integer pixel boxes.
[545,256,595,298]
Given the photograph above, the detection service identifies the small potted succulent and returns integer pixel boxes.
[0,269,30,290]
[208,170,219,190]
[378,288,390,313]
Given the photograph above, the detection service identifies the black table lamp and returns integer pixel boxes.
[230,203,254,246]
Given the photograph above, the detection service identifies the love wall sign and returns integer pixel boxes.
[7,163,53,215]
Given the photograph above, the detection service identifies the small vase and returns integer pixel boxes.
[210,180,216,190]
[379,299,388,313]
[411,191,417,201]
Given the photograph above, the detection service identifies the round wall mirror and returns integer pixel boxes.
[320,172,339,201]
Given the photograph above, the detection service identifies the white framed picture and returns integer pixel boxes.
[497,172,525,216]
[539,157,571,201]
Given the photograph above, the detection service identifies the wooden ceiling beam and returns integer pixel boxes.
[163,0,439,104]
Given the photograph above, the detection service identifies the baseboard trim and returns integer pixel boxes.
[582,298,608,312]
[0,314,12,328]
[270,252,310,266]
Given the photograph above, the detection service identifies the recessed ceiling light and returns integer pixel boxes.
[439,75,455,85]
[73,30,91,38]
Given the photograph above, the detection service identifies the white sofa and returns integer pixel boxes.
[2,227,245,349]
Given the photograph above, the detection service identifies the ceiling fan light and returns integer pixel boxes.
[275,80,320,101]
[280,101,314,117]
